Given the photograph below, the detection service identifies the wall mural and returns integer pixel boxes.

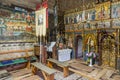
[0,8,36,42]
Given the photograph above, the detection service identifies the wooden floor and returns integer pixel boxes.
[67,59,120,80]
[0,59,120,80]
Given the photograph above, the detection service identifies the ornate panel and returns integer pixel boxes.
[84,33,97,53]
[100,32,116,68]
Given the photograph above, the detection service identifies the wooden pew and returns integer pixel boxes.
[10,68,33,80]
[20,75,40,80]
[69,62,97,80]
[47,58,69,77]
[0,70,13,80]
[31,62,56,80]
[0,70,7,75]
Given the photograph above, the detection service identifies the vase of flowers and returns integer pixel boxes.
[86,52,94,67]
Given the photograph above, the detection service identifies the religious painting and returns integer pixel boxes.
[84,23,91,30]
[76,13,80,23]
[95,4,102,20]
[95,2,110,20]
[104,20,111,28]
[69,14,74,24]
[85,9,96,21]
[85,10,90,21]
[69,25,74,31]
[112,0,119,2]
[112,20,120,28]
[97,21,104,29]
[35,8,47,37]
[64,15,70,25]
[82,11,86,22]
[0,18,7,36]
[65,25,70,31]
[78,11,84,23]
[91,22,97,29]
[78,23,84,30]
[111,2,120,18]
[74,24,79,31]
[84,34,97,52]
[73,13,77,24]
[38,14,43,25]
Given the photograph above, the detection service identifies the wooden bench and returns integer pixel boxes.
[0,70,13,80]
[0,70,7,75]
[69,67,95,80]
[10,68,33,80]
[20,75,40,80]
[47,58,69,77]
[69,62,97,80]
[31,62,56,80]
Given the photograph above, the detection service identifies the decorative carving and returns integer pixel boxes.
[100,32,116,68]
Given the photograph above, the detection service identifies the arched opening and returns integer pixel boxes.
[75,35,83,59]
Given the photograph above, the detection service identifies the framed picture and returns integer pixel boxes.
[112,20,120,28]
[84,23,91,30]
[111,2,120,18]
[76,13,80,23]
[85,9,96,21]
[74,24,78,31]
[95,2,110,20]
[73,13,77,24]
[104,20,110,28]
[97,21,103,29]
[65,25,70,31]
[69,25,74,31]
[95,4,102,20]
[91,22,97,29]
[64,15,69,25]
[78,23,84,30]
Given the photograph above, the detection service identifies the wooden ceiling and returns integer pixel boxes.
[0,0,95,13]
[0,0,43,10]
[58,0,95,11]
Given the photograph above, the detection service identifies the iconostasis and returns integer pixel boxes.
[64,1,120,68]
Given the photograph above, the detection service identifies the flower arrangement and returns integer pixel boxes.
[86,51,96,66]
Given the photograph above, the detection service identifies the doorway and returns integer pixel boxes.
[76,35,83,58]
[100,33,117,68]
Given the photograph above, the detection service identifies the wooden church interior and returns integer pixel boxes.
[0,0,120,80]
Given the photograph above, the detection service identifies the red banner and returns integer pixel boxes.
[36,0,48,10]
